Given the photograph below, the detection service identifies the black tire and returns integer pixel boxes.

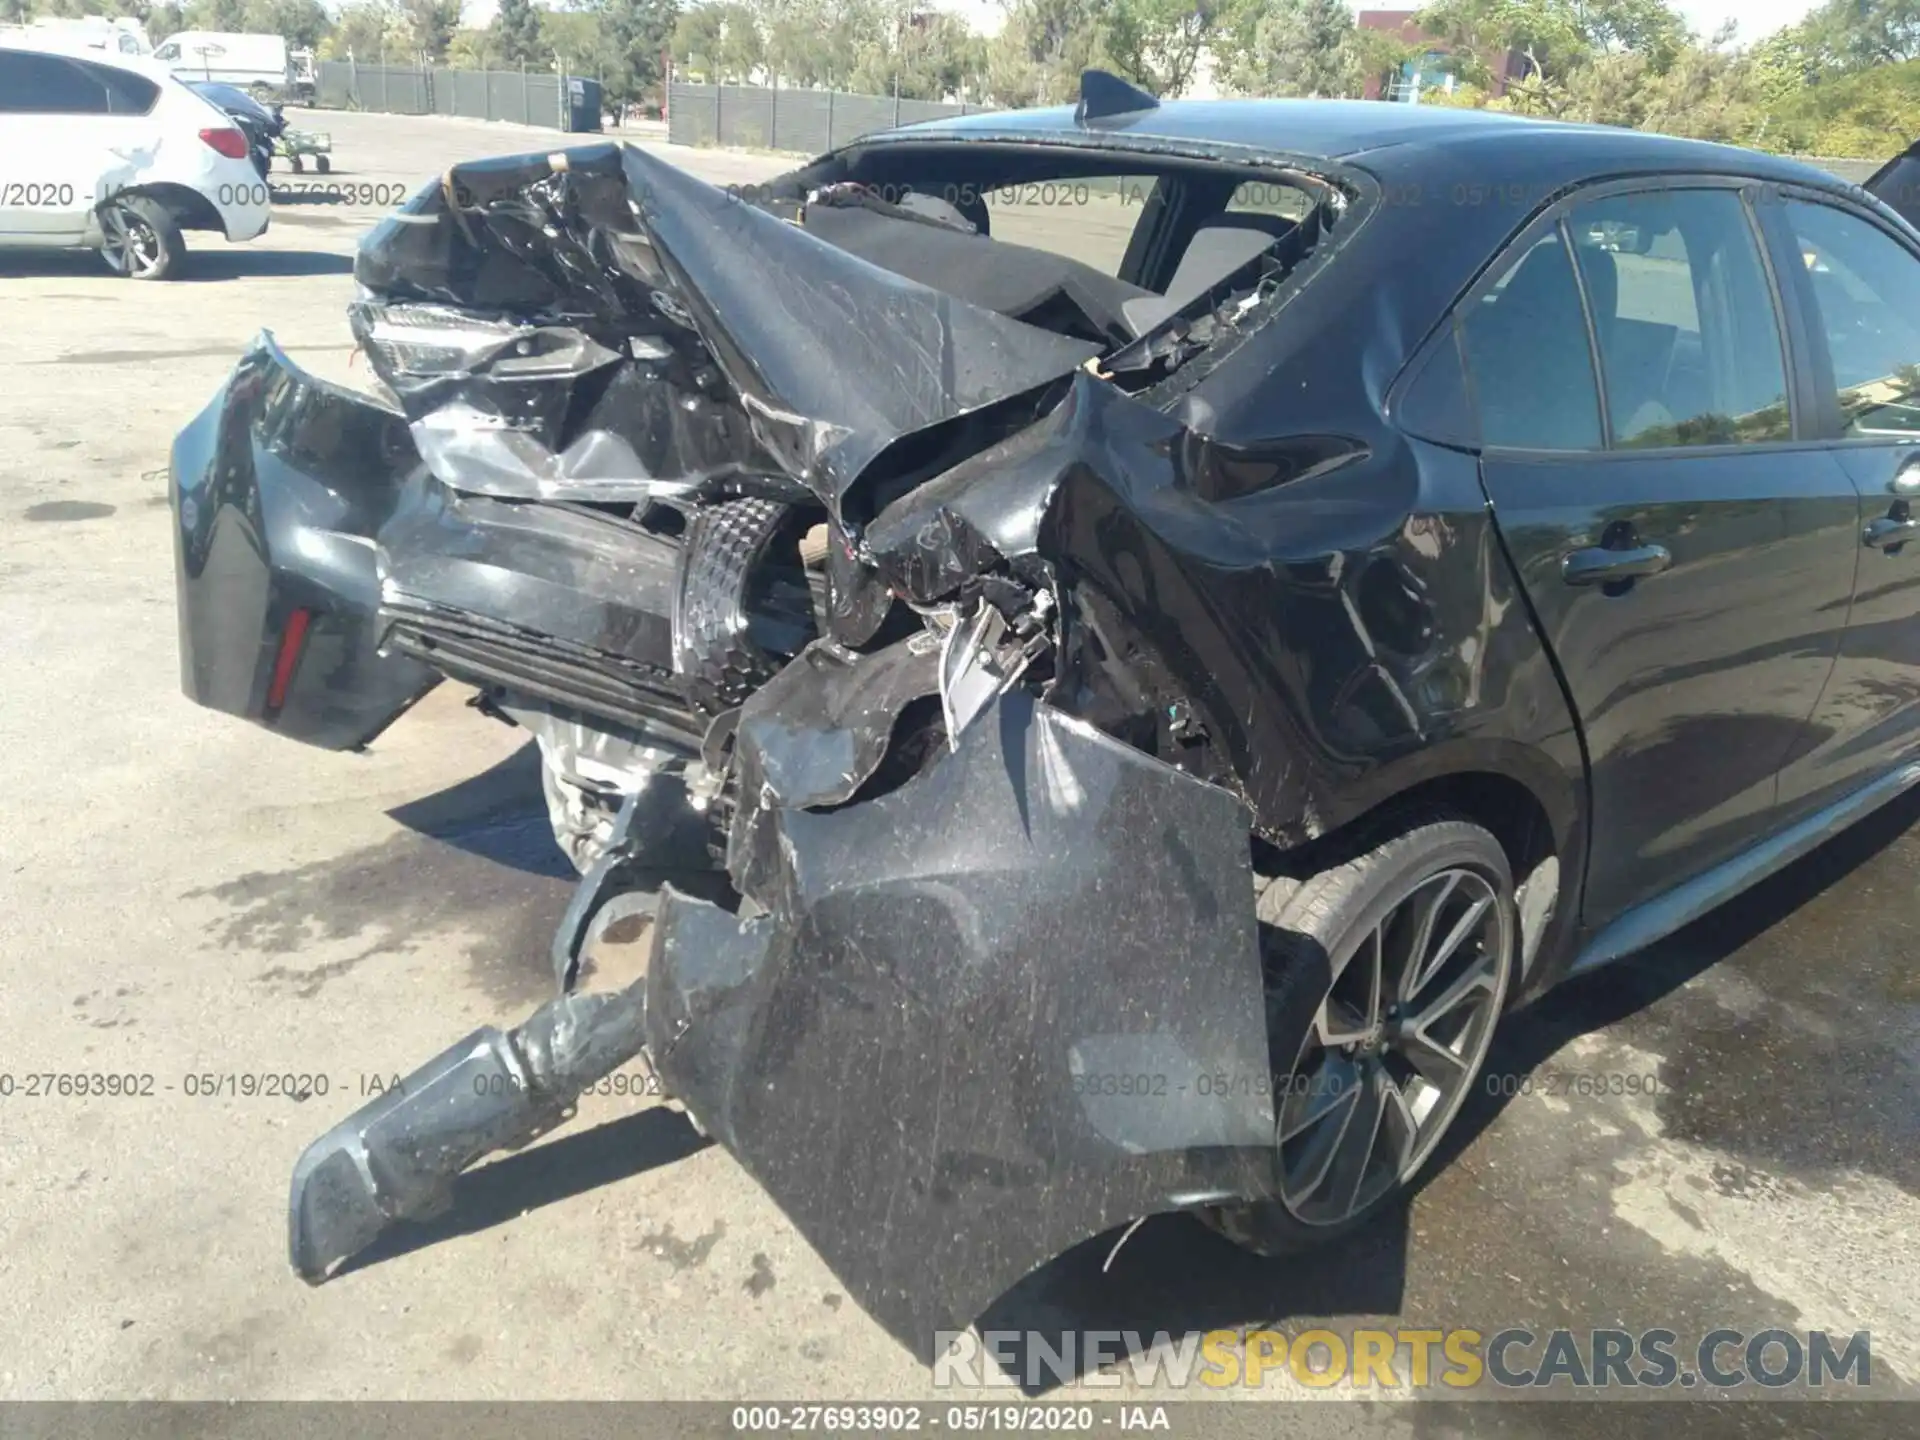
[314,155,331,174]
[291,155,304,173]
[1199,815,1517,1257]
[97,195,184,281]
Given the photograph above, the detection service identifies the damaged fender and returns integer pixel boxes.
[645,643,1280,1354]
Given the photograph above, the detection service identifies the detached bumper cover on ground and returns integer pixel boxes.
[644,648,1277,1352]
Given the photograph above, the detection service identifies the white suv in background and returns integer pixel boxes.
[0,40,270,279]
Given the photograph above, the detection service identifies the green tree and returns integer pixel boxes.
[234,0,329,48]
[539,5,602,68]
[1415,0,1583,100]
[1559,42,1765,142]
[1574,0,1686,55]
[190,0,248,28]
[1222,0,1359,97]
[591,0,678,106]
[754,0,886,88]
[322,0,400,59]
[1411,0,1692,111]
[891,11,987,98]
[670,0,721,73]
[448,24,500,66]
[1768,53,1920,155]
[839,3,986,99]
[1796,0,1920,72]
[492,0,542,64]
[399,0,457,61]
[670,0,760,79]
[1103,0,1220,95]
[1348,22,1424,96]
[983,0,1114,107]
[921,11,990,97]
[1746,27,1817,147]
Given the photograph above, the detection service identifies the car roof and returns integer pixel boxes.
[870,98,1859,196]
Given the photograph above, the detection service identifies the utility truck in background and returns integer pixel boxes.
[152,31,298,102]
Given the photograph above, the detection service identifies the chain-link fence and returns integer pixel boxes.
[667,81,981,155]
[315,60,603,131]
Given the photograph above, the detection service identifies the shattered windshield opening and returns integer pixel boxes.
[790,142,1349,389]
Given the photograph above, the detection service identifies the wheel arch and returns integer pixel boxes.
[1262,741,1585,993]
[112,183,224,233]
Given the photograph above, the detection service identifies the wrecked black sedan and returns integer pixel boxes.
[171,73,1920,1356]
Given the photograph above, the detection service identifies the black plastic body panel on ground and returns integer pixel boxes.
[645,663,1279,1355]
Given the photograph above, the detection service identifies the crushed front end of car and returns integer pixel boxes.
[200,127,1370,1353]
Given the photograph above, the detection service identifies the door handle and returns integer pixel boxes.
[1864,515,1920,550]
[1562,543,1672,587]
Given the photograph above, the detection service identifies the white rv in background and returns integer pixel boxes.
[153,31,290,97]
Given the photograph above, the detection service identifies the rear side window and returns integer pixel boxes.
[82,60,160,115]
[1457,232,1603,450]
[1866,151,1920,232]
[1781,199,1920,437]
[0,51,99,112]
[0,53,156,115]
[1568,189,1791,448]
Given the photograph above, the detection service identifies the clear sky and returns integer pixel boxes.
[1673,0,1821,42]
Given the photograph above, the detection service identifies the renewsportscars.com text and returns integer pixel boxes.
[933,1326,1873,1392]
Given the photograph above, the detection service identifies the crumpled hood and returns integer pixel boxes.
[353,143,1100,518]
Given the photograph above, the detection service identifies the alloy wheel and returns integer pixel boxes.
[1275,865,1512,1226]
[100,203,163,278]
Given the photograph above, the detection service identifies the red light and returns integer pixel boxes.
[265,608,312,715]
[199,127,249,160]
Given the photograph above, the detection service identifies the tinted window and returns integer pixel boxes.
[1458,232,1603,450]
[1569,189,1791,448]
[1866,150,1920,231]
[0,51,103,113]
[78,60,160,114]
[0,53,155,114]
[1783,200,1920,437]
